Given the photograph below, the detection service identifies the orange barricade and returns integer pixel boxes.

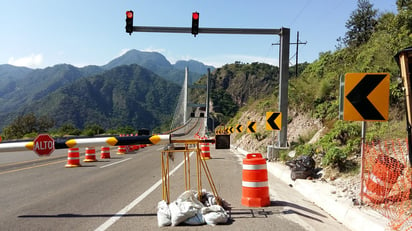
[117,146,127,154]
[84,147,97,162]
[241,153,270,207]
[200,137,211,160]
[100,146,111,159]
[65,147,81,168]
[364,154,405,204]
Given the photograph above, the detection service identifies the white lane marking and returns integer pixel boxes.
[95,152,194,231]
[99,158,132,168]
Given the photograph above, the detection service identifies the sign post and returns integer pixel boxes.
[33,134,55,156]
[342,72,389,204]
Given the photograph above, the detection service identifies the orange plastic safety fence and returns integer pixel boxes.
[362,139,412,230]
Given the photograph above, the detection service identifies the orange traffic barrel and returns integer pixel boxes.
[241,153,270,207]
[200,139,211,160]
[117,146,127,154]
[100,146,111,159]
[364,154,405,204]
[65,147,81,168]
[84,147,97,162]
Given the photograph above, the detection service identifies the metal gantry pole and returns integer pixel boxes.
[131,25,290,145]
[278,28,290,148]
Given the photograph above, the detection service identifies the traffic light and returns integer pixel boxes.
[125,10,134,35]
[191,12,199,36]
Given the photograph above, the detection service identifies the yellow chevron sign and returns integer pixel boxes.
[344,73,389,121]
[236,124,243,133]
[247,121,256,133]
[266,112,282,130]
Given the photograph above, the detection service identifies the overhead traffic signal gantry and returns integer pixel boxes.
[125,10,134,35]
[191,12,199,36]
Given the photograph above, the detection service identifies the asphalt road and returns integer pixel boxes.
[0,123,348,230]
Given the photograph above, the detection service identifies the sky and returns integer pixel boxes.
[0,0,398,69]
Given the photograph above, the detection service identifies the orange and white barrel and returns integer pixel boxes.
[363,154,405,204]
[84,147,97,162]
[117,146,127,155]
[241,153,270,207]
[100,146,111,159]
[65,147,81,168]
[200,138,211,160]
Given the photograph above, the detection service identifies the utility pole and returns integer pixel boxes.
[295,31,307,77]
[273,31,306,77]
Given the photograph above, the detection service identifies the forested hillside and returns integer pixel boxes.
[206,0,411,169]
[23,65,178,130]
[0,50,214,138]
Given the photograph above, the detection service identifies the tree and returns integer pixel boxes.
[396,0,412,39]
[82,123,105,136]
[344,0,378,47]
[58,122,81,136]
[2,113,55,139]
[397,0,412,11]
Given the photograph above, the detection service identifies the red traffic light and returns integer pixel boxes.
[192,12,199,20]
[191,12,199,36]
[125,10,134,35]
[126,11,133,19]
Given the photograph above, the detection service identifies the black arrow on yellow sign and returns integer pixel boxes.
[236,124,243,133]
[346,74,387,120]
[266,112,281,130]
[247,121,256,133]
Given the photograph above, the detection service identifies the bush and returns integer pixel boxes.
[322,146,347,167]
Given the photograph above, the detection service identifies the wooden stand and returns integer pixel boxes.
[161,139,220,205]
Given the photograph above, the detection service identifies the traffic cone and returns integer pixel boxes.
[84,147,97,162]
[100,146,111,159]
[65,147,82,168]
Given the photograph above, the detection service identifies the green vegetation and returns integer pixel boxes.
[218,0,412,171]
[2,113,54,139]
[286,0,412,169]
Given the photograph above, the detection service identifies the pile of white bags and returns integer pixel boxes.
[157,190,230,227]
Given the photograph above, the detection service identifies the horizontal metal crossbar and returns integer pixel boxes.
[133,26,281,35]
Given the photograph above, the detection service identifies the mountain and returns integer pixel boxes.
[0,49,213,132]
[0,64,32,80]
[103,49,213,84]
[10,64,181,130]
[0,64,32,96]
[0,64,105,115]
[103,49,172,71]
[174,60,214,74]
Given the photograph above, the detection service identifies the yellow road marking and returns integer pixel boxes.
[0,159,67,175]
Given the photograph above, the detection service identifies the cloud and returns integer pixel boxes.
[142,47,166,53]
[8,54,44,68]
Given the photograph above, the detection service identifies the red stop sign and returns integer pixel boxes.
[33,134,55,156]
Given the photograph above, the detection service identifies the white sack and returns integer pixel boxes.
[202,205,229,225]
[157,200,171,227]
